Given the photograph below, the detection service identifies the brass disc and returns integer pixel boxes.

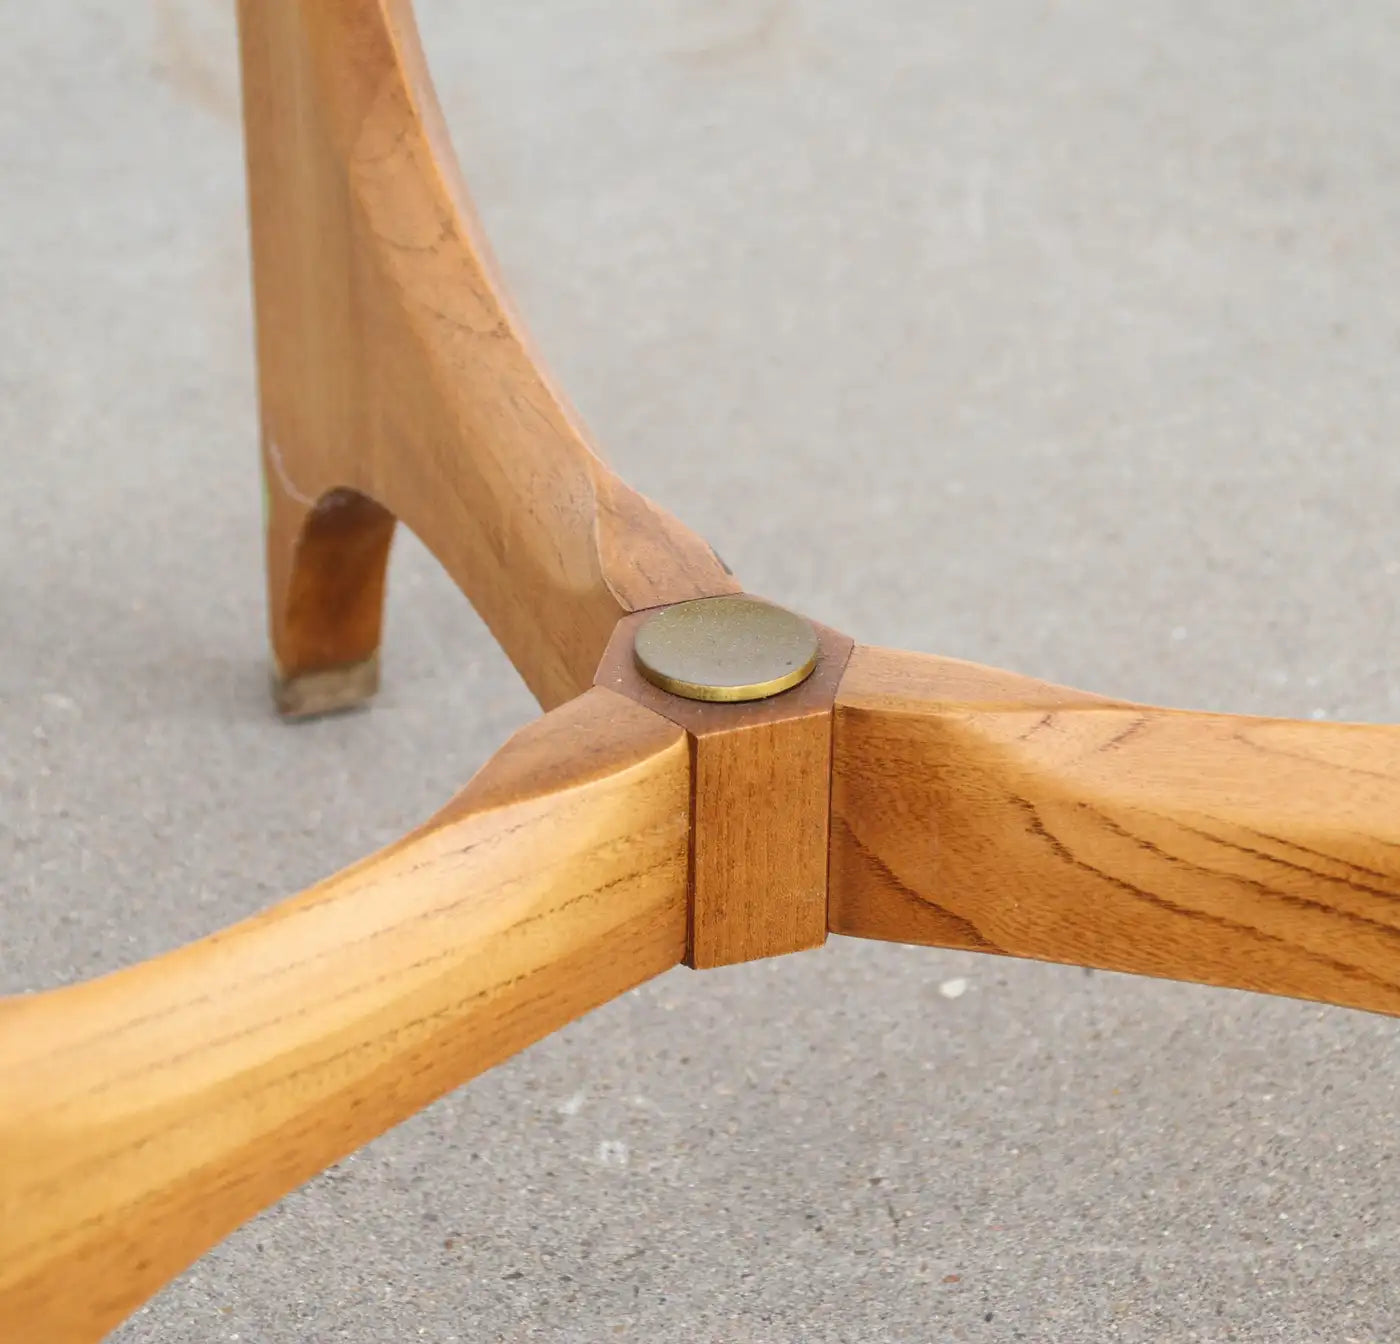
[633,596,820,703]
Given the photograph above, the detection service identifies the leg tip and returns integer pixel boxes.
[272,654,380,720]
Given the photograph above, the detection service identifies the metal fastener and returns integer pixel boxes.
[632,595,820,703]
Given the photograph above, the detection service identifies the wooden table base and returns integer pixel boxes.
[4,2,1399,1339]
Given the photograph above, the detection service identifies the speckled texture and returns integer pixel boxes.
[4,3,1400,1341]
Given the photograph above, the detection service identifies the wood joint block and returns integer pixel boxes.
[595,603,853,968]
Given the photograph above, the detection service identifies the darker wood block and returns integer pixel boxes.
[595,604,853,968]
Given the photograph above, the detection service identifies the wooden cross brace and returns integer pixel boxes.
[5,2,1400,1339]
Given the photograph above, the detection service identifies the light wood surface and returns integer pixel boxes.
[0,689,690,1344]
[239,0,736,712]
[830,645,1400,1015]
[596,608,853,967]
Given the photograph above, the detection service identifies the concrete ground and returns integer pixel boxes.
[4,2,1400,1340]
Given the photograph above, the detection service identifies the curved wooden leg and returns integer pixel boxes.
[0,688,690,1343]
[830,645,1400,1017]
[237,0,736,712]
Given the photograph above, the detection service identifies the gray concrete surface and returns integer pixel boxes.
[4,2,1400,1340]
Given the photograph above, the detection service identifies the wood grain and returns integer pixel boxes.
[239,0,736,711]
[0,689,690,1344]
[831,645,1400,1015]
[597,607,853,967]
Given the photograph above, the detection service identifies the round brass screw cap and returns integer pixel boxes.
[633,595,820,703]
